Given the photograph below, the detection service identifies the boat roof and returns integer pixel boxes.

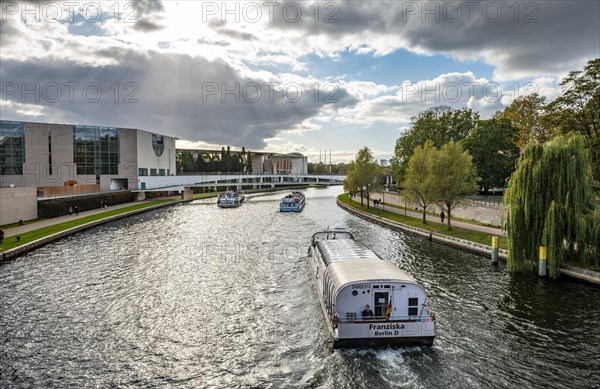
[315,239,416,287]
[316,239,379,264]
[328,259,416,289]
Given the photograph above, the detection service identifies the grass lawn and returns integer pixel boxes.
[339,194,508,250]
[1,218,50,230]
[192,192,220,199]
[0,200,175,252]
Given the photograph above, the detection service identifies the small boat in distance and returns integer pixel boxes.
[308,227,436,348]
[279,191,305,212]
[217,190,245,208]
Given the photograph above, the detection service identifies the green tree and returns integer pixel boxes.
[462,118,520,192]
[345,147,381,208]
[194,153,205,172]
[343,161,358,196]
[179,151,195,173]
[544,58,600,183]
[403,141,437,223]
[504,135,598,278]
[245,151,253,174]
[220,147,226,172]
[392,106,479,183]
[225,146,232,172]
[431,142,479,229]
[501,93,553,149]
[241,147,247,173]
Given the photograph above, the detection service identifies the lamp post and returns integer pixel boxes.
[404,192,407,218]
[382,191,385,211]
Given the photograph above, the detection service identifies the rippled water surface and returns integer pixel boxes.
[1,186,599,388]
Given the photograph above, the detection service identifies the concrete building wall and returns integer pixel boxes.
[51,124,77,185]
[136,131,176,176]
[0,187,37,224]
[119,128,139,190]
[0,122,76,187]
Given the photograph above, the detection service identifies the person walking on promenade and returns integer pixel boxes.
[440,210,445,223]
[0,228,4,246]
[69,206,73,216]
[74,205,79,216]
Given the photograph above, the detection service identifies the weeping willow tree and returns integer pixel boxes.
[504,135,598,278]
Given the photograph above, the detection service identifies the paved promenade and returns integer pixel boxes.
[357,196,504,235]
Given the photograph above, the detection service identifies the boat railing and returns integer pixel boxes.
[311,230,355,246]
[340,314,434,323]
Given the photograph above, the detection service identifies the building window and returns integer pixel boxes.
[0,121,25,175]
[159,168,165,176]
[74,126,119,175]
[152,134,164,157]
[150,168,157,176]
[408,297,419,316]
[138,168,148,176]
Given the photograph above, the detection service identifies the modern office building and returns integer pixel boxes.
[0,120,177,192]
[178,149,308,175]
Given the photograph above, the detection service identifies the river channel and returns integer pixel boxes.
[1,186,598,388]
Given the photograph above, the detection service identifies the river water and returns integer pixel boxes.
[1,186,598,388]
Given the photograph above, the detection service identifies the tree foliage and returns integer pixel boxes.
[504,135,598,278]
[431,142,479,229]
[403,141,478,227]
[403,141,437,223]
[500,92,554,149]
[345,147,381,208]
[544,58,600,183]
[392,106,479,183]
[462,118,520,192]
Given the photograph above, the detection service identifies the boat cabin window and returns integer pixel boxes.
[346,312,356,323]
[374,292,389,318]
[408,297,419,316]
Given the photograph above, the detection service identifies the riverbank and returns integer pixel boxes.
[337,195,600,286]
[0,198,186,261]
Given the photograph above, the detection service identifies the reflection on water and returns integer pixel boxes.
[1,186,598,388]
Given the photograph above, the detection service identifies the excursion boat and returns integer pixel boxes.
[308,228,436,348]
[217,191,245,208]
[279,192,306,212]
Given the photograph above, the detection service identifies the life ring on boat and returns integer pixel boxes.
[332,313,339,329]
[429,311,436,322]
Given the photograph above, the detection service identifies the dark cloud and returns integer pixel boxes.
[132,0,165,32]
[0,50,357,148]
[216,28,256,42]
[265,0,600,78]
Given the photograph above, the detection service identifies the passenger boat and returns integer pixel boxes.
[308,228,436,348]
[217,191,245,208]
[279,192,305,212]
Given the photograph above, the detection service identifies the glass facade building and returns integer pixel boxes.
[0,121,25,175]
[74,126,119,175]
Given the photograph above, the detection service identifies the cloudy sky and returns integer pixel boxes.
[1,1,598,162]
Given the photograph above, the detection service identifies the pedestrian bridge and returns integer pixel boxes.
[139,174,346,191]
